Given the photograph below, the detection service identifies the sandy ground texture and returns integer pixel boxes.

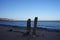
[0,25,60,40]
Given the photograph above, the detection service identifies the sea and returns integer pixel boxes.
[0,20,60,30]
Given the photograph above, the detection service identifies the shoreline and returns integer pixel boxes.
[0,24,60,32]
[0,24,60,40]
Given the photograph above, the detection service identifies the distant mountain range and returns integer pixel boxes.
[0,18,14,21]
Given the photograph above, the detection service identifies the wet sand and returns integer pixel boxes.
[0,24,60,40]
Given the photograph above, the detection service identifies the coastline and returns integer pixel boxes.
[0,24,60,40]
[0,24,60,32]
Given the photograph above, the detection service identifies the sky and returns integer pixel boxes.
[0,0,60,20]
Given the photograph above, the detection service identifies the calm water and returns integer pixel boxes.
[0,20,60,30]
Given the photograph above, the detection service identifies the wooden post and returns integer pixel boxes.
[22,19,31,36]
[32,17,38,36]
[26,19,31,35]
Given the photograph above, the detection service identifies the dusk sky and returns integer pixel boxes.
[0,0,60,20]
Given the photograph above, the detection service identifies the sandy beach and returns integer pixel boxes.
[0,24,60,40]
